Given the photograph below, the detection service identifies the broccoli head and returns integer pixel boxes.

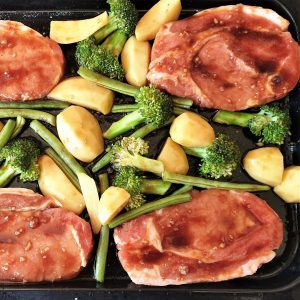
[0,137,40,187]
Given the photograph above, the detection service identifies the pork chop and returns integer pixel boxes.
[0,188,93,282]
[147,4,300,111]
[114,189,283,286]
[0,21,65,101]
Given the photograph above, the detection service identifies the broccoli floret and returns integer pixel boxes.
[111,137,164,176]
[213,104,291,145]
[185,133,240,179]
[0,138,40,187]
[75,36,125,81]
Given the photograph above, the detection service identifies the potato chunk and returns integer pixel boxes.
[170,112,215,148]
[274,166,300,203]
[121,36,151,87]
[57,105,104,163]
[50,12,108,44]
[98,186,130,225]
[158,137,189,175]
[135,0,182,41]
[243,147,284,187]
[48,76,114,115]
[38,155,85,215]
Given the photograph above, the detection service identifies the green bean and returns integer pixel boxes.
[171,185,193,195]
[11,116,26,139]
[99,173,109,195]
[0,120,16,149]
[0,100,70,110]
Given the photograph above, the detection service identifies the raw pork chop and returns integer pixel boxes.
[0,21,65,101]
[114,189,283,286]
[0,188,93,282]
[147,5,300,111]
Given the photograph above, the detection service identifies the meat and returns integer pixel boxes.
[147,4,300,111]
[0,21,65,101]
[0,188,93,282]
[114,189,283,286]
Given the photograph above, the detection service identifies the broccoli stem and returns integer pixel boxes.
[30,120,86,175]
[104,110,145,140]
[45,147,81,192]
[0,164,16,188]
[102,29,127,57]
[93,17,119,43]
[162,172,270,192]
[99,173,109,194]
[0,120,16,149]
[213,110,253,127]
[0,100,70,110]
[127,155,164,177]
[95,224,110,283]
[109,193,192,228]
[140,179,171,195]
[0,109,56,126]
[172,185,193,195]
[183,146,207,158]
[11,116,25,139]
[78,66,138,96]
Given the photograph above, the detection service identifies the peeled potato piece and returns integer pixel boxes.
[274,166,300,203]
[48,77,114,115]
[158,137,189,175]
[78,173,102,234]
[243,147,284,187]
[98,186,130,225]
[50,12,108,44]
[38,155,85,215]
[170,112,215,148]
[121,36,151,87]
[135,0,182,41]
[57,105,104,163]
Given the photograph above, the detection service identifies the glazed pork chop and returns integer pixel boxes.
[0,21,65,101]
[114,189,283,286]
[147,4,300,111]
[0,188,93,282]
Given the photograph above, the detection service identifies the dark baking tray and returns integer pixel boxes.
[0,0,300,294]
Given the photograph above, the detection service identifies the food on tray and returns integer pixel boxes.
[157,137,189,175]
[56,106,104,163]
[147,4,300,111]
[0,138,40,188]
[121,36,151,86]
[38,155,85,214]
[274,166,300,202]
[213,104,291,145]
[135,0,182,41]
[243,147,284,187]
[47,77,114,114]
[0,188,93,282]
[114,189,283,286]
[0,21,64,101]
[50,12,109,44]
[75,0,138,81]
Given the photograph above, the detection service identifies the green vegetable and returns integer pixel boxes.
[0,137,40,187]
[11,116,26,139]
[78,67,173,139]
[29,120,86,175]
[0,100,70,110]
[0,120,16,149]
[184,133,241,179]
[113,167,171,210]
[111,137,164,176]
[171,185,193,195]
[95,224,110,283]
[162,171,270,192]
[45,147,81,192]
[0,109,56,126]
[213,104,291,145]
[99,173,110,195]
[109,192,192,228]
[92,118,174,173]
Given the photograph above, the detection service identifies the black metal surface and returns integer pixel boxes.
[0,0,299,295]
